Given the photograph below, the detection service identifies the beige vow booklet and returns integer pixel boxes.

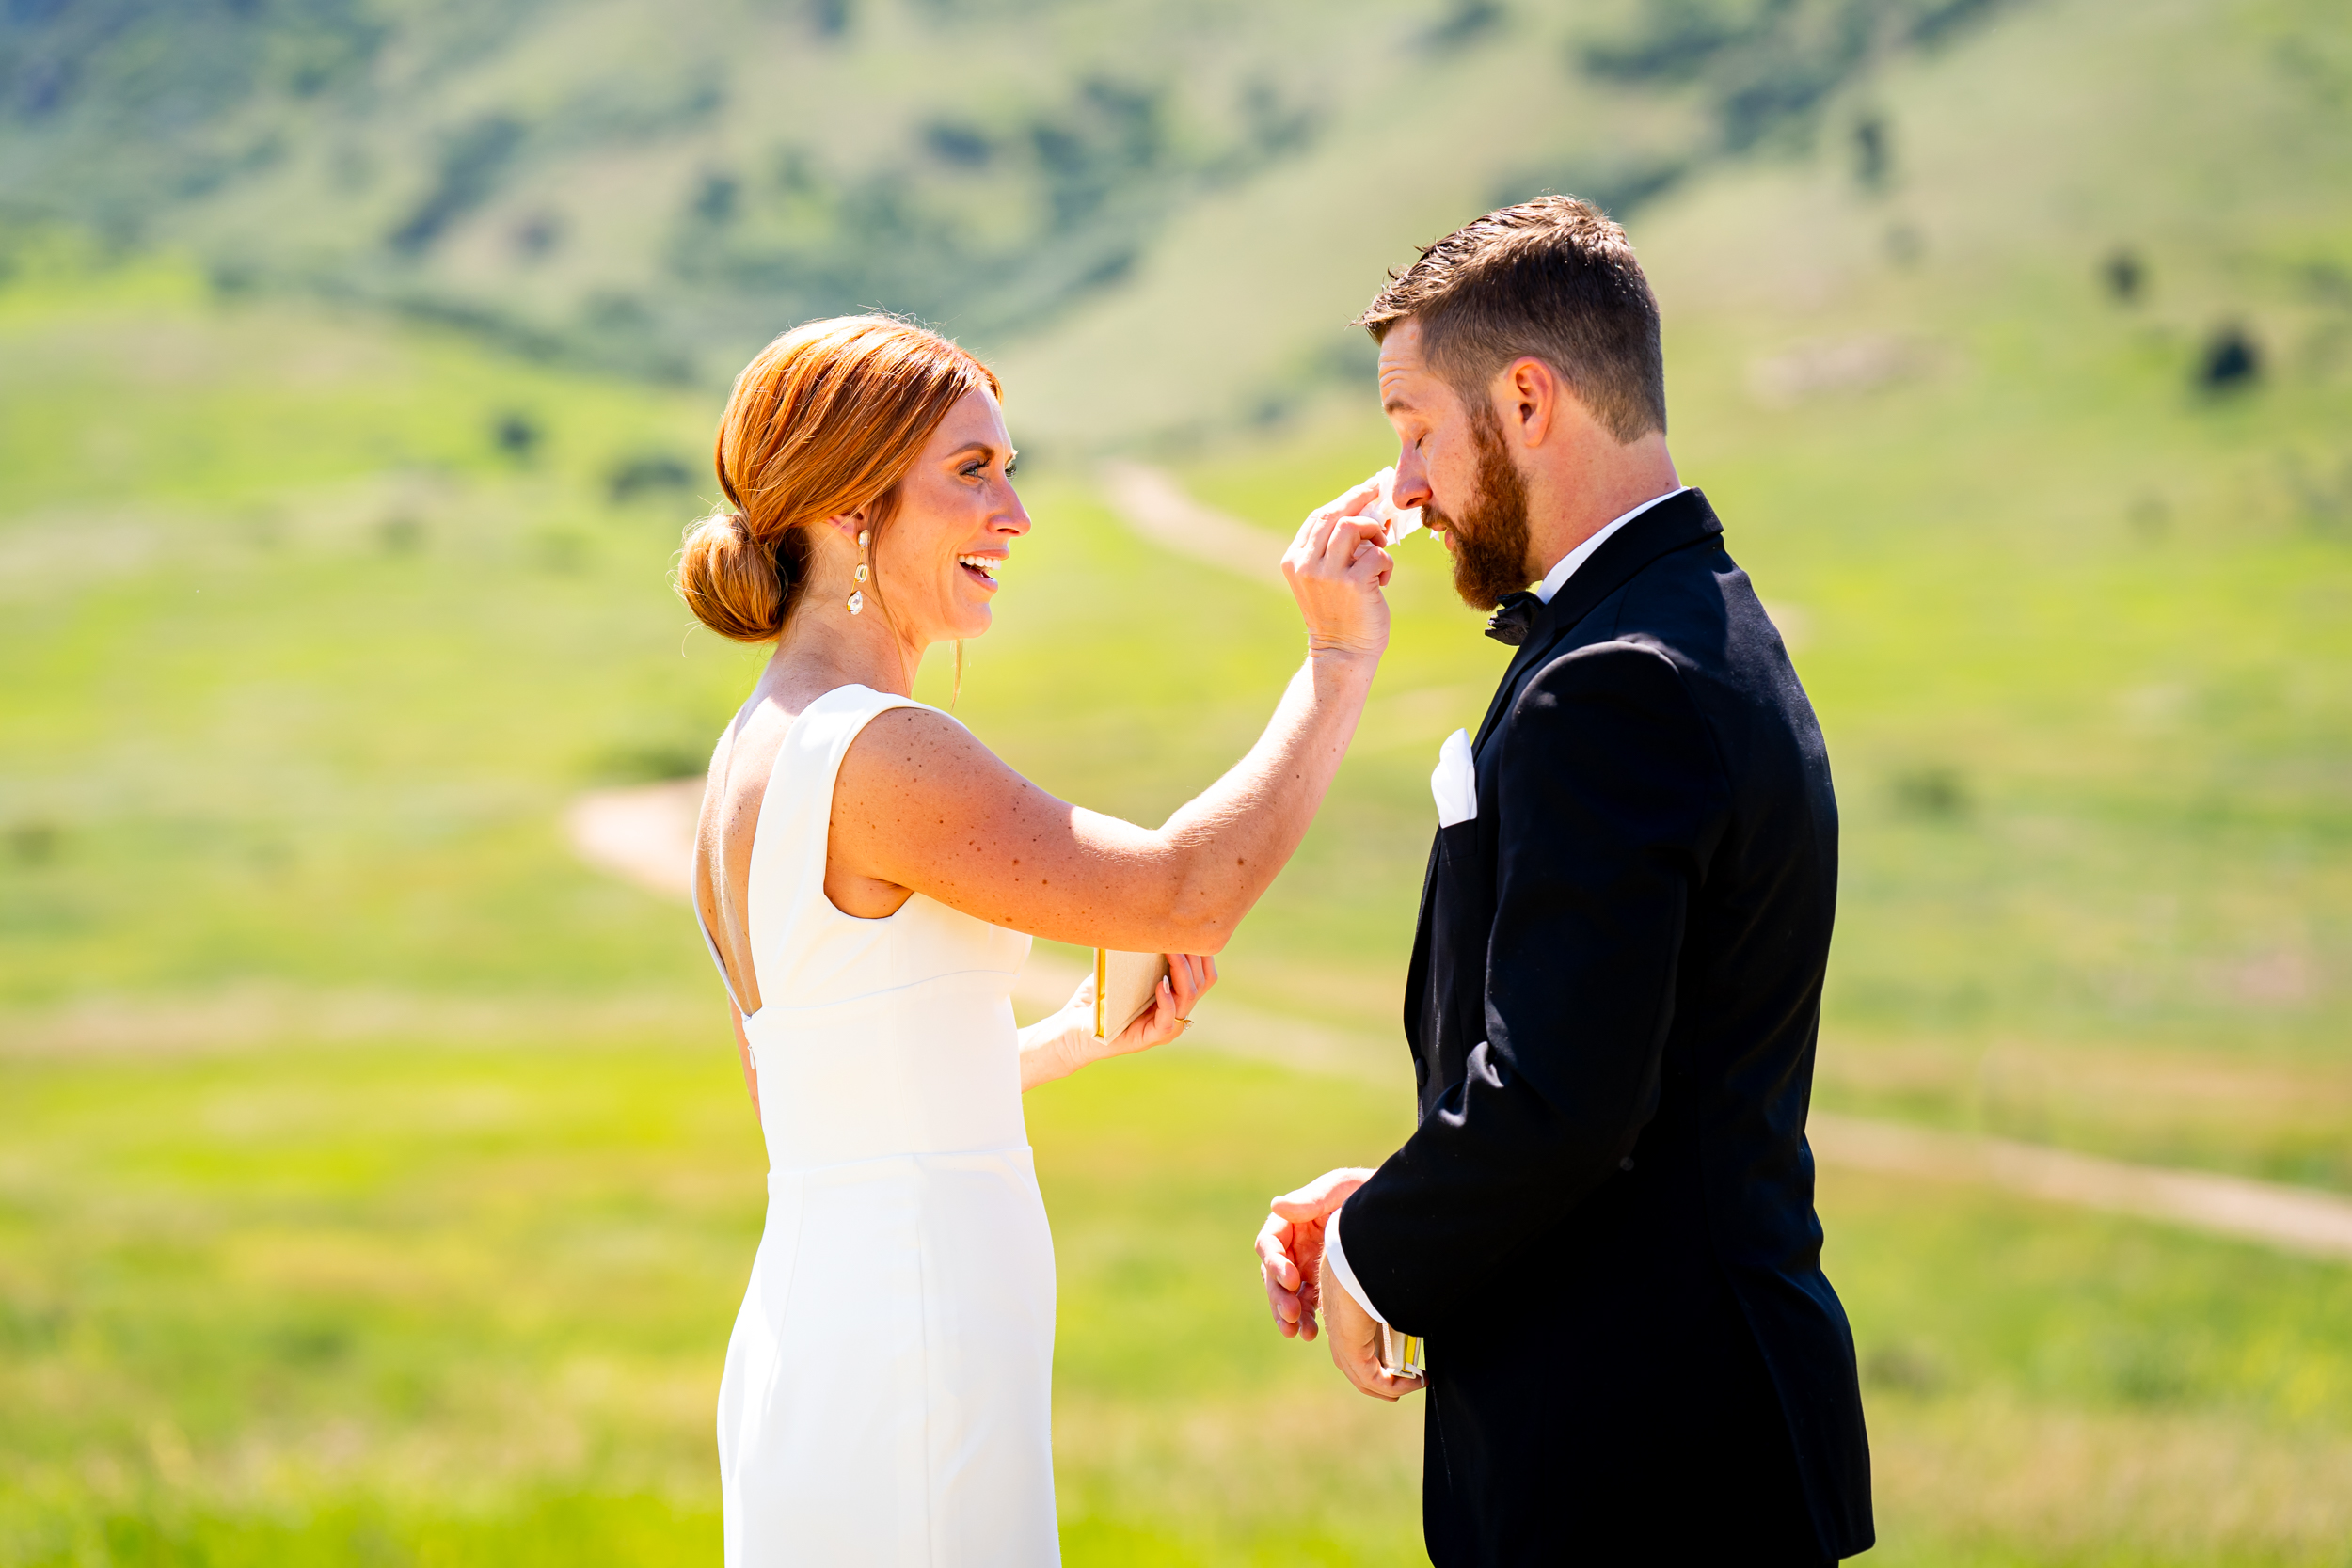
[1092,949,1170,1040]
[1378,1323,1427,1380]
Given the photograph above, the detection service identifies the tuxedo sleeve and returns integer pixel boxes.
[1337,639,1731,1332]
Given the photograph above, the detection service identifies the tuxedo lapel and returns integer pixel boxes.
[1470,489,1724,753]
[1400,834,1441,1060]
[1413,490,1728,1082]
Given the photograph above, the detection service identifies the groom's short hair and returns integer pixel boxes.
[1355,195,1666,443]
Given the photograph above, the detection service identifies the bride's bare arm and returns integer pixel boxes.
[830,501,1391,954]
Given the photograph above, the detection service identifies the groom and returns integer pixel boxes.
[1257,196,1873,1563]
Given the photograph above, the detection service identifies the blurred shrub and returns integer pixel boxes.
[493,410,542,460]
[2195,324,2262,393]
[389,114,525,256]
[1892,765,1970,819]
[7,820,60,865]
[594,739,713,783]
[607,452,694,504]
[2104,247,2146,303]
[1577,0,2012,151]
[1863,1340,1944,1395]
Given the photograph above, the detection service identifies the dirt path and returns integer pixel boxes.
[565,780,2352,1266]
[564,778,703,902]
[1096,459,1289,585]
[1807,1113,2352,1261]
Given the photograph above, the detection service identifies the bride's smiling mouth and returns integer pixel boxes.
[957,552,1004,589]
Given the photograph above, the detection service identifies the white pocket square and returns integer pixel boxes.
[1431,727,1477,828]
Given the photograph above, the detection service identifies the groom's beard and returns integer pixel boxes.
[1423,413,1534,612]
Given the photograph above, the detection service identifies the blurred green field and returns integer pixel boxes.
[5,0,2351,1560]
[5,1040,2349,1566]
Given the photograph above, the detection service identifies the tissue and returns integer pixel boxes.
[1367,467,1422,546]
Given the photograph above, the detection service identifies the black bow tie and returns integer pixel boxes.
[1484,590,1543,647]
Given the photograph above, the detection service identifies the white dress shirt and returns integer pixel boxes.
[1323,484,1690,1330]
[1534,486,1689,604]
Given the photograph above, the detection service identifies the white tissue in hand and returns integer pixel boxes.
[1368,467,1422,546]
[1431,727,1476,828]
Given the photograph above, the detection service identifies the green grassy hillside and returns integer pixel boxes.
[3,0,2030,417]
[3,0,2350,1560]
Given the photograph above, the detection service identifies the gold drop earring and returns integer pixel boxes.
[847,529,869,615]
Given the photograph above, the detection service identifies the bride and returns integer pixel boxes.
[675,315,1392,1564]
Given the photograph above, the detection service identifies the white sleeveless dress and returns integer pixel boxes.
[700,684,1059,1566]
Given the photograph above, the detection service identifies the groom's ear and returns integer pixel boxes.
[1496,356,1562,449]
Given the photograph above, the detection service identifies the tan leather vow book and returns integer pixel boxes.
[1378,1323,1426,1380]
[1091,949,1170,1040]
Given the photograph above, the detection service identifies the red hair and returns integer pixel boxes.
[675,316,1002,642]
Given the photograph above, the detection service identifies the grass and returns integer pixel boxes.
[5,1039,2349,1567]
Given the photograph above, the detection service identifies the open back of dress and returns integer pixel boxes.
[704,683,1057,1566]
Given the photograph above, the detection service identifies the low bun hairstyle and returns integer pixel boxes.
[675,315,1003,643]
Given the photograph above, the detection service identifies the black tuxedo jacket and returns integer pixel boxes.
[1340,490,1872,1563]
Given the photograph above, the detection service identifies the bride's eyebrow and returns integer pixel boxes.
[947,441,1004,467]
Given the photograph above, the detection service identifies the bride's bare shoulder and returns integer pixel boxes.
[834,702,1013,803]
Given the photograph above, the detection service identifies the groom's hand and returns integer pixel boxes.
[1319,1249,1422,1402]
[1255,1167,1373,1341]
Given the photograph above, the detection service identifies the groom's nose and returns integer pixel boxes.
[1392,448,1434,514]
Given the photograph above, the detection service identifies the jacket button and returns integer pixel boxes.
[1619,1156,1636,1172]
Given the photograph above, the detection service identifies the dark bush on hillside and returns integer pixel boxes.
[7,821,59,866]
[1422,0,1505,51]
[1232,78,1318,166]
[691,172,739,225]
[608,453,694,503]
[922,121,993,168]
[668,72,1198,341]
[493,411,541,459]
[1893,766,1969,819]
[1853,114,1890,190]
[0,0,386,130]
[1030,78,1164,230]
[1579,0,2013,151]
[2104,248,2145,302]
[596,741,710,784]
[2196,325,2261,393]
[1865,1342,1943,1394]
[513,212,563,260]
[1492,155,1687,222]
[389,115,526,256]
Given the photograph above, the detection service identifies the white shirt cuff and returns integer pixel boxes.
[1323,1207,1387,1326]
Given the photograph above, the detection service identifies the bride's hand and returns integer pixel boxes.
[1283,477,1392,659]
[1093,953,1217,1060]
